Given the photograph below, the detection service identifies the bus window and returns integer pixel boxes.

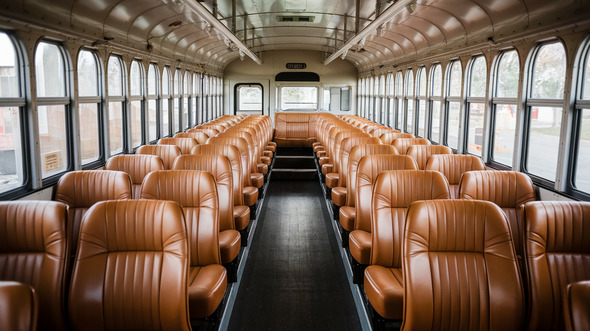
[236,84,263,115]
[147,64,159,143]
[183,71,190,129]
[77,50,102,165]
[429,64,443,143]
[129,60,143,149]
[524,42,566,182]
[280,86,318,110]
[573,38,590,193]
[404,69,414,133]
[107,56,125,155]
[445,60,462,150]
[0,33,26,195]
[416,67,427,137]
[387,73,394,128]
[173,69,181,133]
[490,50,519,166]
[395,71,403,130]
[36,41,70,178]
[466,56,487,156]
[194,72,201,125]
[161,67,171,137]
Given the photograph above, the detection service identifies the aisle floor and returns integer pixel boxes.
[228,178,360,330]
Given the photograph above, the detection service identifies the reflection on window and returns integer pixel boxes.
[35,43,66,98]
[78,51,99,97]
[526,107,561,180]
[447,102,461,149]
[108,102,123,154]
[0,107,23,192]
[492,104,517,165]
[532,43,566,99]
[575,110,590,192]
[78,103,99,163]
[448,61,462,97]
[469,57,487,98]
[466,103,485,155]
[280,86,318,110]
[497,51,519,98]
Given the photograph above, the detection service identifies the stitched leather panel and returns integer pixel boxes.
[69,200,191,331]
[105,155,164,199]
[140,170,221,267]
[207,137,252,187]
[158,137,198,155]
[175,131,209,144]
[0,201,68,331]
[426,154,485,185]
[403,200,523,331]
[391,137,430,154]
[379,132,414,144]
[136,144,182,170]
[339,137,381,187]
[406,145,453,170]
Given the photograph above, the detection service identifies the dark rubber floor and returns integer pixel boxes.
[227,178,360,330]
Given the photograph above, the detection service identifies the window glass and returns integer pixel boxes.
[405,70,414,133]
[162,67,170,95]
[280,86,318,110]
[130,100,142,148]
[584,52,590,99]
[496,51,519,98]
[238,85,263,112]
[173,69,181,132]
[183,71,190,129]
[526,106,561,180]
[431,101,441,142]
[449,61,462,97]
[148,64,157,96]
[130,61,141,96]
[77,51,98,97]
[38,105,68,177]
[395,71,403,129]
[469,57,487,97]
[447,102,461,149]
[432,64,442,97]
[492,104,517,165]
[466,103,485,155]
[107,56,124,155]
[107,57,123,96]
[148,99,157,141]
[417,67,426,137]
[575,110,590,191]
[35,43,66,97]
[161,100,170,137]
[532,43,566,99]
[147,64,158,142]
[417,67,426,97]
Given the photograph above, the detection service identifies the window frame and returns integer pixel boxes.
[235,83,263,115]
[277,84,321,111]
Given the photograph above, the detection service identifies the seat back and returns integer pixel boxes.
[339,136,381,187]
[379,132,413,144]
[402,200,524,331]
[332,131,367,173]
[346,144,399,207]
[222,131,259,174]
[426,154,485,198]
[406,144,453,170]
[371,170,450,268]
[392,137,430,154]
[172,155,234,232]
[175,131,209,144]
[355,155,419,232]
[459,170,535,256]
[69,200,191,331]
[192,144,244,206]
[158,137,198,155]
[140,170,221,267]
[0,201,68,331]
[136,144,182,170]
[0,281,37,331]
[104,154,164,198]
[524,201,590,331]
[187,128,217,139]
[208,136,252,187]
[54,170,132,254]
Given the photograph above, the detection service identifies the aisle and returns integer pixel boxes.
[227,178,360,330]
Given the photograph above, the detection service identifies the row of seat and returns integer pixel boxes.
[0,114,275,330]
[315,115,590,331]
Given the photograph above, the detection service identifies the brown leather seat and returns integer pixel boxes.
[524,201,590,331]
[172,155,241,270]
[564,280,590,331]
[349,155,420,283]
[402,200,524,330]
[0,281,37,331]
[105,154,164,198]
[0,201,68,331]
[54,170,132,254]
[273,113,316,147]
[459,170,535,258]
[391,137,430,154]
[158,137,199,154]
[137,144,182,170]
[192,144,250,232]
[325,131,368,189]
[378,132,413,145]
[222,130,268,176]
[425,154,486,198]
[187,127,218,139]
[364,170,450,319]
[140,171,227,319]
[406,144,453,170]
[69,200,192,330]
[176,131,209,144]
[339,144,399,234]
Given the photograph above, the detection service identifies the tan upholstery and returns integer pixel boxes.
[54,170,132,254]
[402,200,524,331]
[363,170,450,320]
[0,281,37,331]
[406,144,453,170]
[105,154,164,198]
[137,144,182,170]
[564,281,590,331]
[426,154,486,198]
[176,131,209,144]
[158,137,199,155]
[172,155,240,264]
[273,112,317,147]
[140,171,227,319]
[379,132,413,145]
[524,201,590,331]
[0,201,68,331]
[69,200,192,330]
[391,137,430,154]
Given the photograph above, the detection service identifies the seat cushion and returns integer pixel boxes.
[325,173,339,188]
[331,187,347,207]
[233,205,250,230]
[188,265,227,319]
[364,266,403,320]
[340,206,356,232]
[257,163,269,175]
[349,230,371,265]
[219,230,241,264]
[243,186,259,206]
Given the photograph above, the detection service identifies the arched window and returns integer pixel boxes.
[203,74,209,121]
[184,70,191,128]
[465,56,487,155]
[173,69,181,132]
[36,41,71,178]
[490,50,519,166]
[77,50,102,165]
[429,64,443,143]
[387,73,394,127]
[107,56,125,155]
[416,67,427,137]
[0,32,27,195]
[194,72,201,125]
[378,74,386,125]
[147,63,159,142]
[129,60,144,148]
[161,67,171,137]
[445,60,462,150]
[404,69,414,133]
[524,42,566,182]
[395,71,403,130]
[571,36,590,194]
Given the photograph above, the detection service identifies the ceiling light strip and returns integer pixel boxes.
[185,1,262,65]
[323,0,414,65]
